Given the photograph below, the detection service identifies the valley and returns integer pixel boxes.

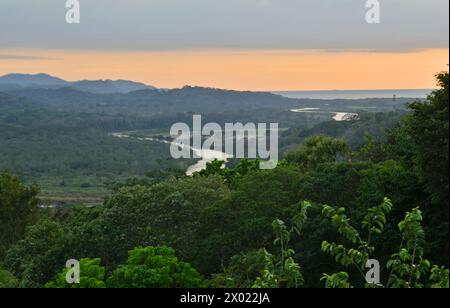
[0,74,416,206]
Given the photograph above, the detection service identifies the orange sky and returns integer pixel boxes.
[0,48,448,91]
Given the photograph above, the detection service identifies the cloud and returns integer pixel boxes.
[0,0,448,52]
[0,54,55,60]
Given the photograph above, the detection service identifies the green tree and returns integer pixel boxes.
[0,171,39,259]
[45,258,106,288]
[253,202,310,288]
[0,268,18,288]
[402,72,449,266]
[195,159,261,188]
[406,72,449,208]
[200,165,304,275]
[429,266,450,289]
[210,249,268,288]
[386,208,431,288]
[320,272,352,288]
[98,175,230,272]
[285,135,350,170]
[321,200,449,288]
[4,219,65,288]
[107,246,206,288]
[321,198,393,288]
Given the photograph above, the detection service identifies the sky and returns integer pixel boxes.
[0,0,449,90]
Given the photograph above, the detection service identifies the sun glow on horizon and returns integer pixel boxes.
[0,48,448,91]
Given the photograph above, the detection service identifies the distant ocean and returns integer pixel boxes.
[273,89,433,100]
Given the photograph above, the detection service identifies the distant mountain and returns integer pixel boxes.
[0,73,69,89]
[0,92,23,106]
[0,73,157,94]
[71,80,119,94]
[110,80,157,93]
[5,85,300,115]
[71,79,157,94]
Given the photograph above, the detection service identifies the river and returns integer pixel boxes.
[290,108,359,121]
[111,133,233,176]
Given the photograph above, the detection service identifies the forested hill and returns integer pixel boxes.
[4,86,299,113]
[0,72,448,289]
[0,73,156,94]
[0,81,417,207]
[4,85,412,114]
[0,92,33,106]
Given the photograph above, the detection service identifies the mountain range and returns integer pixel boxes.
[0,73,157,94]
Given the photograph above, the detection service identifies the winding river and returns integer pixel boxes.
[290,108,359,121]
[111,133,233,176]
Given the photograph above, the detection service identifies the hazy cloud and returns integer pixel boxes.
[0,0,448,51]
[0,54,55,60]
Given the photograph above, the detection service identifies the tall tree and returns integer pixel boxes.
[107,246,206,288]
[285,135,350,170]
[0,268,18,288]
[45,258,106,289]
[406,72,449,208]
[405,72,449,264]
[0,172,39,259]
[4,219,65,288]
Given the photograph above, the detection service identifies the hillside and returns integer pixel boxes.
[0,73,157,94]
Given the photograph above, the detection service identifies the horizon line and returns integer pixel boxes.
[0,72,440,93]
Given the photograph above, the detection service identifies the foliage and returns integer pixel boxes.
[3,219,65,288]
[320,272,352,289]
[203,165,304,274]
[98,175,230,272]
[210,249,267,288]
[0,71,448,289]
[405,72,449,207]
[195,159,260,188]
[253,202,311,288]
[45,258,106,288]
[429,266,450,289]
[0,172,39,259]
[285,135,350,170]
[321,198,393,287]
[322,201,449,288]
[0,268,18,288]
[107,246,206,288]
[386,208,430,288]
[3,86,389,204]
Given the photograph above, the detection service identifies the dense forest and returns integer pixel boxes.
[0,81,410,206]
[0,72,448,288]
